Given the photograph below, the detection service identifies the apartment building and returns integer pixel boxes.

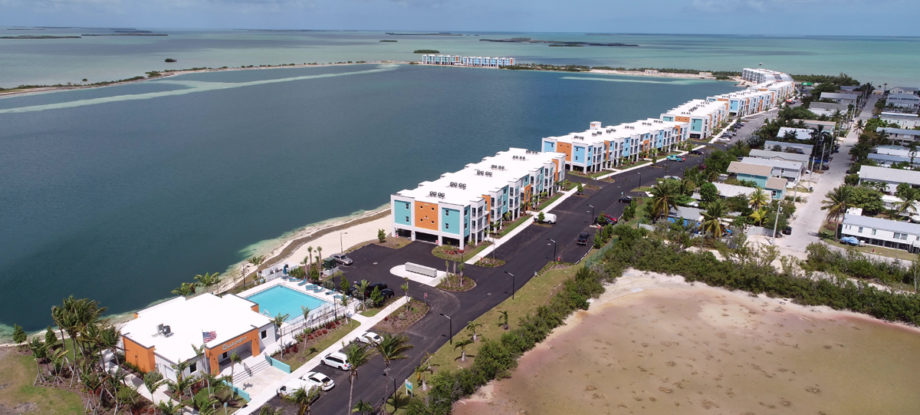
[391,148,565,249]
[421,55,515,67]
[541,119,687,172]
[660,99,728,139]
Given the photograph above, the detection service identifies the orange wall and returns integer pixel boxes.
[675,116,690,123]
[205,329,260,375]
[524,184,532,205]
[414,201,438,231]
[250,304,259,313]
[483,195,492,223]
[557,142,572,161]
[123,336,156,373]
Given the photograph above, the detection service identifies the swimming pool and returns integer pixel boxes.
[246,285,330,321]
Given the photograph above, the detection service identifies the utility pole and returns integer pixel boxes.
[772,201,784,243]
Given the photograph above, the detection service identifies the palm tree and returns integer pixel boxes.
[156,400,182,415]
[287,386,321,415]
[342,342,373,415]
[273,313,289,339]
[465,322,483,342]
[352,400,374,414]
[497,310,509,330]
[194,272,221,289]
[300,306,311,348]
[702,200,727,238]
[228,352,241,385]
[316,247,323,272]
[454,338,473,362]
[357,280,370,304]
[749,208,768,226]
[649,180,679,221]
[822,185,853,239]
[306,246,314,273]
[749,187,769,211]
[171,282,197,297]
[375,333,413,413]
[143,371,164,397]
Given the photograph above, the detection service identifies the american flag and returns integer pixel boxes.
[202,330,217,343]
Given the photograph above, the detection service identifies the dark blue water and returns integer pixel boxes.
[0,64,738,333]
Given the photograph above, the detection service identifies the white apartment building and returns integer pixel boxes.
[391,148,565,249]
[841,213,920,252]
[541,119,687,172]
[880,112,920,129]
[660,99,728,140]
[741,68,793,84]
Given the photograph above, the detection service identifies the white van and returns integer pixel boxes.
[529,211,556,224]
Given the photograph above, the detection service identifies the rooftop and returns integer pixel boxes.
[777,127,814,141]
[396,147,563,206]
[544,119,684,147]
[765,176,788,190]
[878,127,920,137]
[712,182,756,198]
[727,161,772,177]
[763,140,814,155]
[742,156,804,171]
[792,119,837,128]
[880,112,918,119]
[820,92,860,101]
[858,165,920,186]
[748,149,810,164]
[121,293,271,364]
[664,99,727,118]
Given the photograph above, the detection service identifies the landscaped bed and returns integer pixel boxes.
[275,318,361,370]
[372,299,429,333]
[437,275,476,292]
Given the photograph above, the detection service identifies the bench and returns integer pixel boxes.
[405,262,438,278]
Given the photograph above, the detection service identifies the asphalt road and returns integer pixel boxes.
[260,136,749,414]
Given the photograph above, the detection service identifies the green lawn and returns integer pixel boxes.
[0,349,83,414]
[823,239,917,262]
[567,170,611,180]
[493,215,530,238]
[535,192,564,211]
[415,264,581,393]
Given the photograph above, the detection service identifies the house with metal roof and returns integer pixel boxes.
[763,140,813,155]
[887,93,920,110]
[867,153,918,167]
[820,92,860,107]
[748,149,811,164]
[727,162,787,199]
[808,101,848,117]
[877,127,920,144]
[880,112,920,129]
[858,165,920,193]
[792,119,837,131]
[841,213,920,252]
[742,156,804,183]
[777,127,814,141]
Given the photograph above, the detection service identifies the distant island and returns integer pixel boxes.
[165,58,177,63]
[480,37,638,47]
[82,33,168,37]
[379,40,398,43]
[386,32,461,36]
[0,35,80,39]
[413,49,440,54]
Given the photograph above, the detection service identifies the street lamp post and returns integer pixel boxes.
[547,239,557,262]
[504,271,516,300]
[587,204,595,222]
[439,313,453,344]
[771,201,784,243]
[339,231,348,254]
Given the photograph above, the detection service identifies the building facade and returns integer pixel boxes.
[660,99,728,140]
[541,119,687,173]
[841,214,920,252]
[121,294,276,381]
[391,148,565,249]
[421,55,515,67]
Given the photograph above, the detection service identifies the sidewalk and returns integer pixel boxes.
[236,297,409,415]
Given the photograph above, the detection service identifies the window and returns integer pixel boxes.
[221,352,228,360]
[895,232,908,240]
[189,362,197,373]
[261,330,267,339]
[405,216,409,222]
[858,227,863,233]
[445,223,450,229]
[872,229,877,236]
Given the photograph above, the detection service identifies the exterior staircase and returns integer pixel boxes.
[224,354,273,386]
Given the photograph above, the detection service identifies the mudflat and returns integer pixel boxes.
[454,270,920,414]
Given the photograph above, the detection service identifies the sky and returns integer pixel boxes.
[0,0,918,36]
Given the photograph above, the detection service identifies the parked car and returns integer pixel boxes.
[330,253,354,266]
[663,175,680,181]
[619,195,633,203]
[596,214,618,226]
[666,155,685,162]
[840,236,860,246]
[303,371,335,391]
[529,211,557,224]
[690,150,704,155]
[321,352,352,371]
[782,226,792,235]
[356,331,382,345]
[576,232,590,246]
[350,282,388,299]
[277,378,321,398]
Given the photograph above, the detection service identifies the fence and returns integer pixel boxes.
[264,354,291,373]
[282,303,344,339]
[223,379,251,402]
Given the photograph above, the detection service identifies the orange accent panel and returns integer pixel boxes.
[556,142,572,162]
[251,304,259,313]
[123,336,156,373]
[414,201,438,231]
[483,195,492,224]
[674,116,690,123]
[524,184,532,204]
[205,329,261,376]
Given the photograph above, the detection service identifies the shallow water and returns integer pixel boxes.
[455,285,920,414]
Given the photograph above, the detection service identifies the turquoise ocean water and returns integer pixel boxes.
[0,63,738,335]
[0,28,915,337]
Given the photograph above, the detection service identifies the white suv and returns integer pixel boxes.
[321,352,352,371]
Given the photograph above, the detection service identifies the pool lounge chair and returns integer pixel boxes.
[297,279,308,286]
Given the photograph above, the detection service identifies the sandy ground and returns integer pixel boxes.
[270,212,393,270]
[454,269,920,415]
